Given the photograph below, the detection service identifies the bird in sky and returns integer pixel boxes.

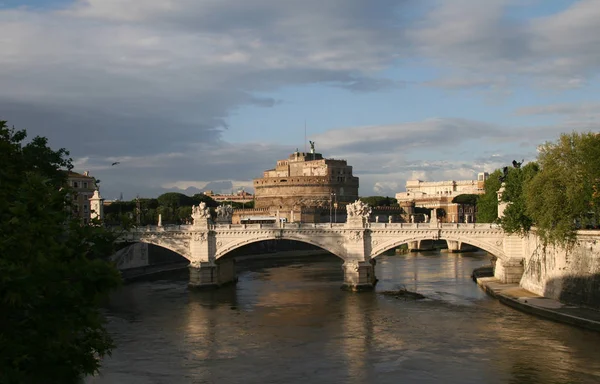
[111,162,120,166]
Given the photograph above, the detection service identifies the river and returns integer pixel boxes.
[88,251,600,384]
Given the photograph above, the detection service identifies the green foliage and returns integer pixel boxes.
[359,196,398,207]
[0,121,122,383]
[500,162,539,235]
[192,193,219,207]
[414,206,430,215]
[476,169,502,223]
[452,194,479,206]
[229,200,254,209]
[104,201,136,226]
[157,192,196,208]
[177,206,193,224]
[525,132,600,246]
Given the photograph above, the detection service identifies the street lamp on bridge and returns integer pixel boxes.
[330,192,336,223]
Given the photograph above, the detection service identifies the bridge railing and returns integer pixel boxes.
[367,222,502,229]
[128,222,503,232]
[128,224,194,232]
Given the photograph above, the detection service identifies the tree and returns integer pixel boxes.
[525,132,600,246]
[157,192,196,209]
[359,196,398,207]
[191,193,219,207]
[500,162,539,235]
[0,121,121,383]
[452,194,479,206]
[476,169,502,223]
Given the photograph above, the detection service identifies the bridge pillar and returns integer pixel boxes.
[494,258,524,284]
[408,241,419,252]
[446,240,460,253]
[341,259,377,292]
[494,234,525,283]
[188,215,237,289]
[189,259,237,289]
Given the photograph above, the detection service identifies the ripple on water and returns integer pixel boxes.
[88,252,600,384]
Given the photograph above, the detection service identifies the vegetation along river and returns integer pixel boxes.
[88,250,600,384]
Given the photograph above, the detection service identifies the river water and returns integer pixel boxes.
[88,251,600,384]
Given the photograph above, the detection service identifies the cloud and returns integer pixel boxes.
[3,0,600,201]
[0,0,411,157]
[515,102,600,135]
[312,118,504,153]
[412,0,600,90]
[516,102,600,116]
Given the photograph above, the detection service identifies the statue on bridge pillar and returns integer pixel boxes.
[215,204,233,224]
[191,202,212,227]
[345,200,372,227]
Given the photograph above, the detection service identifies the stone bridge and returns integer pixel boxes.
[120,203,526,290]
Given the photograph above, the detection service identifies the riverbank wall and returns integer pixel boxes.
[519,231,600,310]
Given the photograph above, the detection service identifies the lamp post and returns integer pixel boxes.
[330,192,336,223]
[329,192,333,224]
[333,194,338,223]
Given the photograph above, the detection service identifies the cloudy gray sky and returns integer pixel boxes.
[2,0,599,199]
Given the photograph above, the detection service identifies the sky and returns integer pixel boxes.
[1,0,599,200]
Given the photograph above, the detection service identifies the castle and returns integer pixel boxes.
[232,144,359,223]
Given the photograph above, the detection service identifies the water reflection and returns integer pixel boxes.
[89,252,600,384]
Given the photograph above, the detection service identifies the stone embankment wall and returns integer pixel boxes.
[520,231,600,309]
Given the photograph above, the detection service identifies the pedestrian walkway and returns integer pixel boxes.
[477,277,600,332]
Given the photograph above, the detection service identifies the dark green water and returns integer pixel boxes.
[88,251,600,384]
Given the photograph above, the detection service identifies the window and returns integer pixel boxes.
[83,205,88,212]
[73,181,78,188]
[83,182,88,188]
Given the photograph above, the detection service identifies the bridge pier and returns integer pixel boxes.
[408,240,435,252]
[446,240,460,253]
[408,241,419,252]
[341,259,377,292]
[494,258,524,284]
[188,259,237,290]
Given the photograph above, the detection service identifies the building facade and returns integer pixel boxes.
[395,173,488,223]
[233,148,359,223]
[66,171,99,224]
[203,190,254,204]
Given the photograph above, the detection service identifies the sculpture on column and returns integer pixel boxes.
[157,214,162,227]
[346,200,372,219]
[216,204,233,218]
[191,202,211,225]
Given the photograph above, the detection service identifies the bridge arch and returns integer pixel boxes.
[121,238,192,261]
[214,234,346,261]
[369,235,506,260]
